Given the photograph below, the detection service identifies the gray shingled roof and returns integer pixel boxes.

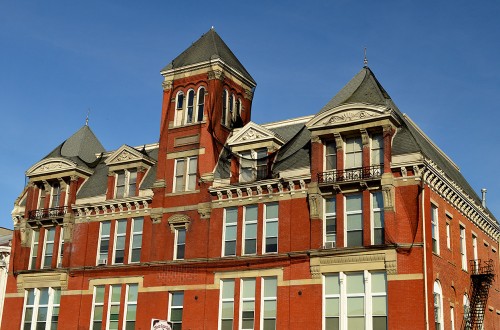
[161,28,256,85]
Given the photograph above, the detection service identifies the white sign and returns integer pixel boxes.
[151,319,172,330]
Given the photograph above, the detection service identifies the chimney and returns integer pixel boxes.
[481,188,487,208]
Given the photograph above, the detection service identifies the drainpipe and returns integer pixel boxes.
[481,188,487,208]
[421,180,429,330]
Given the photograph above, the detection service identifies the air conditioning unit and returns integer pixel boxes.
[323,241,335,249]
[97,259,107,266]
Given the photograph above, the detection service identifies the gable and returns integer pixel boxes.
[227,122,284,152]
[26,157,93,177]
[105,145,155,168]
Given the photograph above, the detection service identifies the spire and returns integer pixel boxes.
[363,47,368,67]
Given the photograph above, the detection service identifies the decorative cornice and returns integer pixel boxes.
[72,196,151,222]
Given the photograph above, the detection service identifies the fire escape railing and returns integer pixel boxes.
[461,259,495,330]
[318,165,383,184]
[27,206,68,221]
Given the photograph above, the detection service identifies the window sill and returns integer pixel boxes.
[166,189,200,196]
[170,121,205,130]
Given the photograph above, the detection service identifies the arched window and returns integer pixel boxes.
[463,294,470,326]
[222,89,228,126]
[236,98,242,118]
[196,87,205,122]
[175,91,185,127]
[176,92,184,110]
[433,281,443,330]
[186,90,195,124]
[229,93,234,122]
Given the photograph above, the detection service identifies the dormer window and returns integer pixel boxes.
[325,141,337,171]
[345,136,362,169]
[240,149,267,183]
[37,183,46,209]
[50,182,61,208]
[115,169,137,198]
[371,133,384,165]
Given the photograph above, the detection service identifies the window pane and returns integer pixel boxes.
[226,208,238,223]
[101,222,111,236]
[347,273,365,294]
[326,298,340,317]
[222,280,234,298]
[172,292,184,306]
[347,297,364,315]
[111,286,121,302]
[263,319,276,330]
[348,316,365,330]
[226,226,236,240]
[39,288,49,304]
[325,318,339,330]
[242,279,255,297]
[132,235,142,249]
[266,238,278,253]
[263,300,277,318]
[188,157,197,173]
[133,218,143,232]
[222,301,234,318]
[221,320,233,330]
[266,203,279,219]
[373,316,387,330]
[95,286,105,303]
[263,277,277,297]
[175,160,185,176]
[266,222,278,236]
[346,194,362,211]
[371,272,387,293]
[374,212,383,228]
[325,274,340,295]
[325,198,336,214]
[347,214,362,230]
[225,241,236,256]
[372,296,387,315]
[128,284,138,301]
[245,239,256,254]
[245,206,258,221]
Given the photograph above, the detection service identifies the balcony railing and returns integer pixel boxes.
[318,165,383,184]
[28,206,68,221]
[470,259,494,276]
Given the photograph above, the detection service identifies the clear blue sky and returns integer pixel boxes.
[1,1,500,229]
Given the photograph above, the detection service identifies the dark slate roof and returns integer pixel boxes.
[161,28,256,85]
[44,125,105,164]
[270,123,311,174]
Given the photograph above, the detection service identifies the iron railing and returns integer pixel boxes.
[28,206,68,220]
[318,165,383,184]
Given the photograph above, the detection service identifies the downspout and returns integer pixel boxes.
[420,179,429,330]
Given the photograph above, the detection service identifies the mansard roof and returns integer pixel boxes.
[161,28,255,85]
[44,125,105,165]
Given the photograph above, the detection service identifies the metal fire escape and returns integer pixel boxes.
[461,259,495,330]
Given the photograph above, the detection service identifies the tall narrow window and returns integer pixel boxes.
[472,234,478,270]
[175,92,185,127]
[431,205,439,254]
[128,170,137,197]
[223,208,238,256]
[222,89,228,126]
[57,227,64,267]
[174,228,186,260]
[372,191,384,245]
[124,284,138,330]
[240,149,268,183]
[50,182,61,208]
[220,280,235,330]
[129,218,143,263]
[463,294,470,326]
[197,87,205,122]
[346,272,365,329]
[345,136,362,169]
[346,194,363,247]
[243,205,258,255]
[450,306,455,330]
[22,287,61,330]
[262,277,277,330]
[324,197,336,247]
[371,272,388,330]
[174,157,198,192]
[256,149,268,180]
[91,285,105,330]
[169,292,184,330]
[433,281,443,330]
[107,285,121,330]
[460,225,467,271]
[371,133,384,166]
[236,98,242,118]
[98,221,111,264]
[241,278,256,330]
[325,274,340,329]
[325,141,337,171]
[446,221,451,250]
[42,227,56,268]
[113,220,127,264]
[116,171,126,198]
[37,184,46,209]
[115,169,137,198]
[186,89,195,123]
[229,94,234,123]
[264,203,279,253]
[29,230,40,270]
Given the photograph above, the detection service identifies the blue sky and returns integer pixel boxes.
[1,1,500,229]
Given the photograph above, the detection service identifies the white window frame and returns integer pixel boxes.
[345,136,362,169]
[50,182,61,208]
[446,221,451,250]
[239,149,267,183]
[113,220,127,265]
[434,281,444,330]
[41,227,56,269]
[173,156,198,192]
[240,278,256,330]
[106,285,121,330]
[57,227,64,268]
[431,204,440,254]
[345,193,363,247]
[371,191,384,245]
[263,203,279,254]
[97,221,111,265]
[450,305,455,330]
[219,279,235,330]
[129,218,143,263]
[324,140,337,171]
[123,284,138,330]
[196,86,205,122]
[90,285,105,330]
[261,277,277,330]
[174,228,186,260]
[460,225,467,271]
[185,89,195,124]
[370,133,384,166]
[243,205,258,255]
[222,207,238,257]
[168,291,184,329]
[324,197,336,247]
[114,169,137,198]
[222,89,229,126]
[472,234,478,270]
[174,91,185,127]
[29,230,40,270]
[21,287,60,330]
[37,183,46,209]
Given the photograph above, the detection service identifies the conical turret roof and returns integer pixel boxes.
[161,28,255,85]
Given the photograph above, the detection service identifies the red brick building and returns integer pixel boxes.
[4,28,500,330]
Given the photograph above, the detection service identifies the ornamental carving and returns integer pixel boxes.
[32,162,72,174]
[162,80,173,91]
[240,128,264,141]
[167,214,191,233]
[208,70,224,81]
[116,150,135,162]
[323,110,378,125]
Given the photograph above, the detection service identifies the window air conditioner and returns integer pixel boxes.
[97,258,107,266]
[323,241,335,249]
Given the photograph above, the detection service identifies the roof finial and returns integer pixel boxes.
[85,108,90,126]
[363,47,368,67]
[211,25,215,30]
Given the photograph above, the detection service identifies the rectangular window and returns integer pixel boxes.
[240,149,267,183]
[37,183,46,209]
[223,208,238,256]
[371,133,384,166]
[113,220,127,264]
[345,136,362,169]
[460,225,467,271]
[98,221,111,265]
[325,141,337,170]
[450,306,455,330]
[241,278,256,330]
[22,287,61,330]
[57,227,64,267]
[261,277,277,330]
[50,182,61,208]
[174,157,198,192]
[324,271,387,330]
[346,194,363,247]
[244,205,258,255]
[446,222,451,250]
[472,234,478,270]
[129,218,143,263]
[42,227,56,269]
[169,292,184,330]
[115,169,137,198]
[220,279,235,330]
[264,203,279,253]
[124,284,138,330]
[372,192,384,245]
[29,230,40,270]
[174,228,186,260]
[115,171,126,198]
[325,197,336,247]
[91,285,105,330]
[107,285,121,330]
[431,205,439,254]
